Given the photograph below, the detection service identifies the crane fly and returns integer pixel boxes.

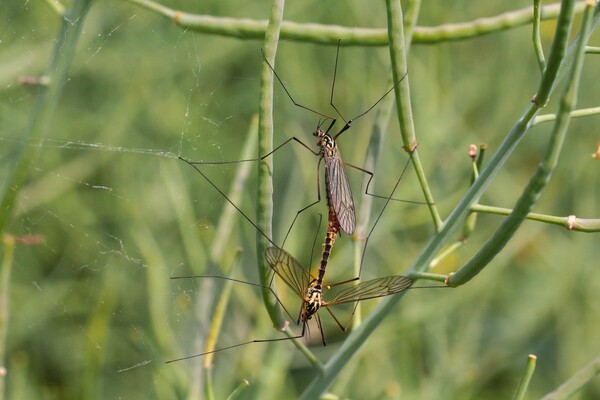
[181,40,412,239]
[265,245,415,345]
[166,245,424,363]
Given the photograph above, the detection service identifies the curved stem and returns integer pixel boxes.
[126,0,588,46]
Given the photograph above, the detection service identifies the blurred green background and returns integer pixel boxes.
[1,0,599,399]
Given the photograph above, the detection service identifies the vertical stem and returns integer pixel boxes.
[514,354,537,400]
[533,0,547,73]
[386,0,442,230]
[534,0,577,106]
[0,0,93,237]
[0,237,15,400]
[257,0,286,329]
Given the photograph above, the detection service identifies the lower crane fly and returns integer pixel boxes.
[166,245,423,363]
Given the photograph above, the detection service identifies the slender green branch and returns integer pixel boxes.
[386,0,442,230]
[257,0,287,328]
[471,204,600,232]
[125,0,588,46]
[514,354,537,400]
[203,251,241,369]
[132,226,186,392]
[450,0,592,286]
[226,379,250,400]
[352,0,423,327]
[533,0,547,73]
[408,271,448,283]
[533,106,600,124]
[0,0,93,237]
[586,46,600,53]
[203,252,241,400]
[534,0,578,106]
[0,236,15,400]
[541,354,600,400]
[429,240,464,269]
[403,0,422,46]
[283,328,324,374]
[204,369,215,400]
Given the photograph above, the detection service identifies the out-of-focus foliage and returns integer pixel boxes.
[1,1,599,399]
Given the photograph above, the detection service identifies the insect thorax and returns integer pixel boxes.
[314,128,336,157]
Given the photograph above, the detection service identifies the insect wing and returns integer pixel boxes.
[325,147,356,235]
[265,247,311,299]
[326,275,413,306]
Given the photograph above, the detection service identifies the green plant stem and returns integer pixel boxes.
[0,0,92,237]
[257,0,286,331]
[203,254,242,363]
[204,369,214,400]
[403,0,422,46]
[131,226,186,392]
[586,46,600,53]
[408,271,448,283]
[541,354,600,400]
[449,0,592,286]
[535,0,578,106]
[283,328,324,374]
[429,240,464,269]
[385,0,442,230]
[203,252,241,400]
[471,204,600,232]
[226,379,250,400]
[533,0,547,73]
[0,237,15,400]
[125,0,588,46]
[514,354,537,400]
[353,0,422,328]
[533,106,600,124]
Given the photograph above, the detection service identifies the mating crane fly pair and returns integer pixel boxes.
[172,42,439,363]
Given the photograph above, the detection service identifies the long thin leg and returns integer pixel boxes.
[356,153,415,278]
[333,70,409,141]
[315,313,327,346]
[165,329,306,363]
[261,50,334,121]
[179,156,276,247]
[343,160,428,205]
[281,156,324,248]
[170,274,296,323]
[329,39,348,125]
[187,136,319,166]
[324,306,346,333]
[182,137,323,248]
[261,136,320,160]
